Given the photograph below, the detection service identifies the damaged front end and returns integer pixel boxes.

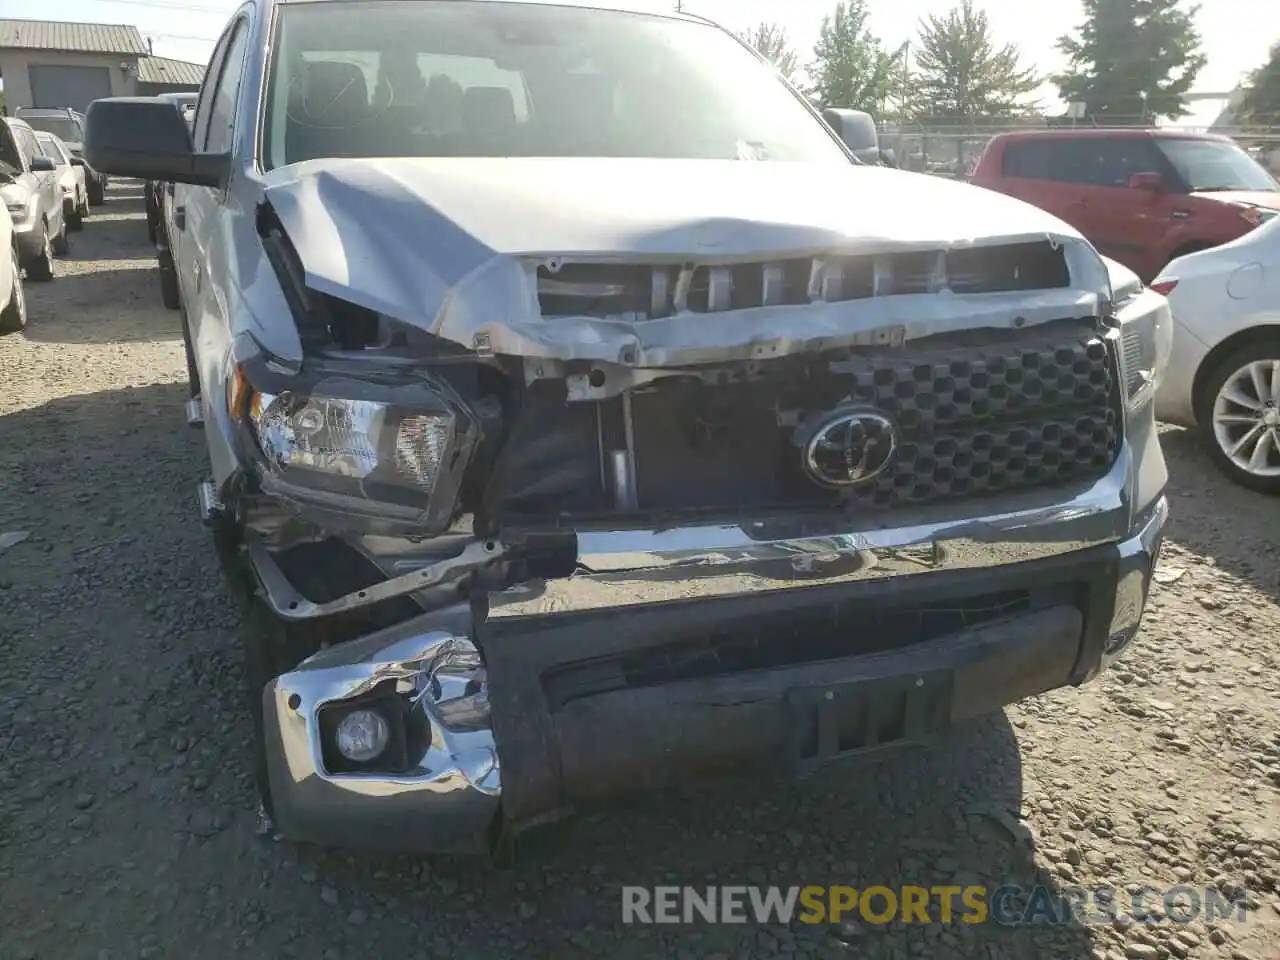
[217,184,1167,853]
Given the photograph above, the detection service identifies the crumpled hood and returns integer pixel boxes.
[262,157,1107,365]
[1191,189,1280,211]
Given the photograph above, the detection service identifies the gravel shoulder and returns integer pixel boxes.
[0,184,1277,960]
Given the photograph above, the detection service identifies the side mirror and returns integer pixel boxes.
[1128,171,1163,192]
[70,156,86,167]
[821,107,879,154]
[29,155,55,172]
[84,97,229,187]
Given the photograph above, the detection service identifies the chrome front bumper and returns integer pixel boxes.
[262,430,1169,851]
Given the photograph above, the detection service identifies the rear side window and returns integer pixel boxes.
[1001,140,1053,179]
[1056,139,1163,187]
[1001,137,1162,187]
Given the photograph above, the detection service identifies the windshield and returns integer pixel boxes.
[263,1,847,169]
[20,116,80,143]
[1157,139,1279,193]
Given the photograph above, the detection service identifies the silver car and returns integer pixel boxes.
[34,130,89,231]
[1,116,67,281]
[85,0,1171,855]
[15,107,108,205]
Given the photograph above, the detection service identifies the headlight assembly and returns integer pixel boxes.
[240,365,482,533]
[1117,293,1172,413]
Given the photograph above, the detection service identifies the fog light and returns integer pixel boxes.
[334,708,390,762]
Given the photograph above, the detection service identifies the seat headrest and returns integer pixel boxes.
[463,85,516,130]
[301,60,369,123]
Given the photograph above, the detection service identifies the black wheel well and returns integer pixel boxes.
[1192,325,1280,413]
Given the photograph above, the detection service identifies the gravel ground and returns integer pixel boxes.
[0,183,1277,960]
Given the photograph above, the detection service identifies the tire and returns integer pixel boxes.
[51,216,70,256]
[0,245,27,334]
[24,222,54,282]
[68,193,84,231]
[160,259,181,311]
[213,518,322,823]
[1194,339,1280,495]
[88,178,105,206]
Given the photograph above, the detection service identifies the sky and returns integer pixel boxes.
[1,0,1277,108]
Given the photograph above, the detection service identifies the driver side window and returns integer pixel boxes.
[205,22,249,153]
[192,22,237,150]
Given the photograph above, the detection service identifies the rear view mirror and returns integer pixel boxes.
[69,156,86,167]
[84,97,229,187]
[1128,171,1163,192]
[29,155,55,172]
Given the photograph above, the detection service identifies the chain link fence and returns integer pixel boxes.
[878,119,1280,179]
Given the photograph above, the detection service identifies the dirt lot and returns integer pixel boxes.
[0,184,1277,960]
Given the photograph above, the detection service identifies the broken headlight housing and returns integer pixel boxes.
[240,363,480,533]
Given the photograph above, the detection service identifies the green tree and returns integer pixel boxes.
[1237,42,1280,127]
[739,22,802,86]
[809,0,898,112]
[912,0,1040,121]
[1054,0,1206,121]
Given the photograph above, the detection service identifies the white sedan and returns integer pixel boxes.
[34,130,88,231]
[0,204,28,333]
[1154,217,1280,492]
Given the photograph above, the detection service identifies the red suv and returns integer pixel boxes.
[970,129,1280,281]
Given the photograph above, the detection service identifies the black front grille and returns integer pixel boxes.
[489,318,1122,521]
[833,325,1120,508]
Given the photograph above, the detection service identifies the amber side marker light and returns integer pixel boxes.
[228,364,253,421]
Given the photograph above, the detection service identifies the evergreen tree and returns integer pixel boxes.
[1054,0,1206,121]
[913,0,1040,121]
[809,0,897,112]
[1237,42,1280,127]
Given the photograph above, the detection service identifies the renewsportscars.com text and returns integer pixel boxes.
[621,884,1248,927]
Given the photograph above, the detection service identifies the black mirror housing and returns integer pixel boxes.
[84,97,229,188]
[70,156,86,167]
[29,155,56,172]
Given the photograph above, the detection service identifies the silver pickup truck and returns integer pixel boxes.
[85,0,1171,856]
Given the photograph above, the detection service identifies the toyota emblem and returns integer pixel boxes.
[803,410,897,488]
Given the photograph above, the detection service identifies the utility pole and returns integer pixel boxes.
[675,0,683,10]
[899,40,910,121]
